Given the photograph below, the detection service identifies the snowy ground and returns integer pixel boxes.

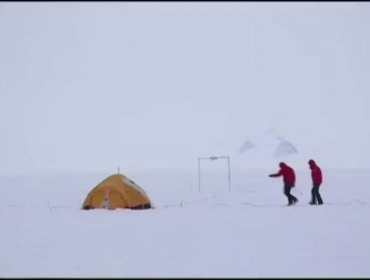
[1,168,369,277]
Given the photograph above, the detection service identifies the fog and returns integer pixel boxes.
[1,2,370,176]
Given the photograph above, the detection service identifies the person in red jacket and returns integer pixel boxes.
[308,159,323,205]
[269,162,298,206]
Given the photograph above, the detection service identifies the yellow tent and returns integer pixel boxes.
[82,174,152,210]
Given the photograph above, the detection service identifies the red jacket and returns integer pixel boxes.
[308,160,322,185]
[269,162,296,185]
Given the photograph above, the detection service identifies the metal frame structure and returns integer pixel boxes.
[197,156,231,193]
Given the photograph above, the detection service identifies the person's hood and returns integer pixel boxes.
[279,162,287,169]
[308,159,316,169]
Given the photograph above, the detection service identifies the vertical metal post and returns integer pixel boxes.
[227,156,231,192]
[198,158,201,192]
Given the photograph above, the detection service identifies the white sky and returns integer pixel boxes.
[1,2,370,175]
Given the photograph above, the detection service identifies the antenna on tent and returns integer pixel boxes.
[117,166,120,174]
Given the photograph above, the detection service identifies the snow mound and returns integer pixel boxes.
[235,128,299,168]
[273,139,298,157]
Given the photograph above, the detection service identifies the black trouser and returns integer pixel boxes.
[311,184,323,204]
[284,183,297,205]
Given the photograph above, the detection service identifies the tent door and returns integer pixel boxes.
[100,190,110,209]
